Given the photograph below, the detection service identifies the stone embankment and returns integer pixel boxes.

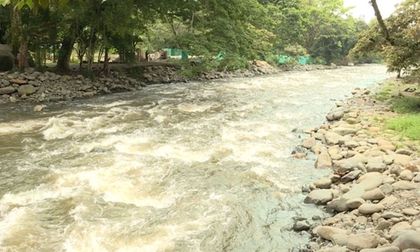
[0,61,336,106]
[294,86,420,251]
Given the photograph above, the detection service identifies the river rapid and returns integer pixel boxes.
[0,65,390,252]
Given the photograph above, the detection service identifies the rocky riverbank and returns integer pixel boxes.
[0,61,337,107]
[294,83,420,251]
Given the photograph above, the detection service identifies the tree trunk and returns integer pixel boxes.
[18,40,28,71]
[370,0,394,45]
[56,35,75,72]
[103,47,110,76]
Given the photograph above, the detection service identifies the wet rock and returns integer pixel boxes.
[360,246,400,252]
[304,189,333,205]
[316,151,332,169]
[362,188,386,201]
[314,177,332,189]
[358,203,384,215]
[326,110,344,121]
[33,105,45,112]
[18,85,37,96]
[0,86,16,95]
[393,231,420,250]
[327,198,348,212]
[293,219,311,232]
[302,137,317,149]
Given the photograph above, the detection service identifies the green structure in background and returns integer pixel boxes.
[277,55,312,65]
[163,48,188,60]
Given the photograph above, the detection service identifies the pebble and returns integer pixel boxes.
[360,247,400,252]
[392,230,420,250]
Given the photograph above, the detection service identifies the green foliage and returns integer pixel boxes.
[387,114,420,140]
[1,0,369,72]
[392,96,420,114]
[352,0,419,73]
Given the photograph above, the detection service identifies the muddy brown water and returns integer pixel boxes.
[0,65,390,251]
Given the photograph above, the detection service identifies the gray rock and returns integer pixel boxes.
[0,86,16,95]
[304,189,333,205]
[396,149,413,156]
[334,154,367,175]
[380,196,398,208]
[327,198,348,212]
[358,203,384,215]
[332,126,358,136]
[362,188,385,201]
[366,157,387,172]
[341,170,362,183]
[326,110,344,121]
[18,85,37,96]
[393,231,420,250]
[293,219,311,232]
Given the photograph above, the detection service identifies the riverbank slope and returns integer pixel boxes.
[297,78,420,251]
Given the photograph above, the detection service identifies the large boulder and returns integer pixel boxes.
[0,44,15,72]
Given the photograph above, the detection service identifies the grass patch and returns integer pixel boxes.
[391,96,420,113]
[387,114,420,140]
[375,83,394,101]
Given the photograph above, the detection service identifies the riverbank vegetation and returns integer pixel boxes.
[1,0,373,75]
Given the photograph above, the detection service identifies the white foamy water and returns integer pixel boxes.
[0,65,390,251]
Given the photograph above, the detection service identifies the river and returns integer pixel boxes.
[0,65,390,252]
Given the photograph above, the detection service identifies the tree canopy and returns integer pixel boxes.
[0,0,371,72]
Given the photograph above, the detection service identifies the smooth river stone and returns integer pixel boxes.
[392,230,420,250]
[358,203,384,215]
[362,188,385,200]
[304,189,333,205]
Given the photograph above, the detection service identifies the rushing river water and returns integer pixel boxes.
[0,65,389,252]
